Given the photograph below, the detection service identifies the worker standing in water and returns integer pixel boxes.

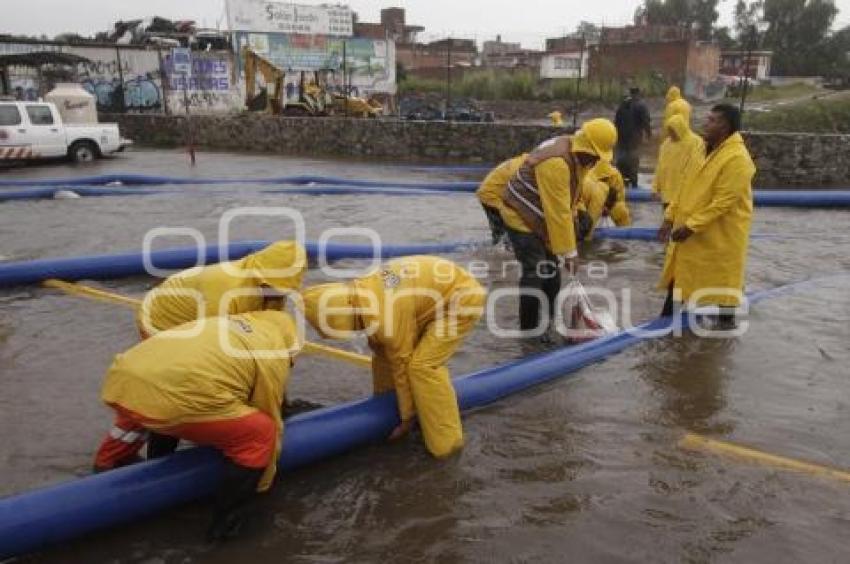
[653,103,705,209]
[301,256,486,459]
[498,118,618,335]
[137,240,307,338]
[93,310,300,541]
[658,104,756,326]
[614,87,651,187]
[663,85,692,127]
[476,153,528,246]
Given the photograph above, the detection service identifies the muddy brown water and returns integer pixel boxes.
[1,150,849,563]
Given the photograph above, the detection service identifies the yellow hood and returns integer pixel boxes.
[665,114,689,141]
[666,86,682,103]
[240,241,307,293]
[667,98,691,123]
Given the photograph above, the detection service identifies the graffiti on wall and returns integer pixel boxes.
[163,53,241,113]
[70,47,163,112]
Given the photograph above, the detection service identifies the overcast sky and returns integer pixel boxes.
[3,0,850,48]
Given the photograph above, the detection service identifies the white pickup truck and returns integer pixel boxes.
[0,101,132,163]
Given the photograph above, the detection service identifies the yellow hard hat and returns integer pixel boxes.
[300,283,358,339]
[573,118,617,163]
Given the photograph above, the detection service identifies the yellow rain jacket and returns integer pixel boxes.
[303,256,486,458]
[663,86,692,125]
[476,153,527,212]
[102,310,298,491]
[591,160,631,226]
[358,256,485,457]
[139,241,307,335]
[653,115,705,205]
[659,133,756,307]
[499,157,586,256]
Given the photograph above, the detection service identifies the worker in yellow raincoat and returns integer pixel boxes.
[476,153,527,245]
[498,118,618,334]
[576,175,631,240]
[658,104,756,325]
[584,160,632,233]
[94,310,299,541]
[301,256,486,459]
[653,104,705,207]
[138,241,307,338]
[663,85,692,126]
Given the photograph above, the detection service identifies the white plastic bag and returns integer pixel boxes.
[561,279,618,344]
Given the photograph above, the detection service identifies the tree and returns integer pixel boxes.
[733,0,765,45]
[642,0,721,40]
[762,0,839,75]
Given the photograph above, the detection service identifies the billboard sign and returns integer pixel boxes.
[225,0,353,36]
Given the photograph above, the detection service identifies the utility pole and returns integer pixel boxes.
[342,40,348,117]
[446,37,452,120]
[739,24,756,116]
[573,34,586,129]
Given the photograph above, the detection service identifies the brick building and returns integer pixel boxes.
[589,25,724,100]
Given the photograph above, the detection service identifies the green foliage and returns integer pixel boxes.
[642,0,720,40]
[730,82,821,102]
[745,92,850,132]
[398,69,671,104]
[761,0,839,76]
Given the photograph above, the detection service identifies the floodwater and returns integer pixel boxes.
[1,149,849,563]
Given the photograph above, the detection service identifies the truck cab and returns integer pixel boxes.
[0,101,131,163]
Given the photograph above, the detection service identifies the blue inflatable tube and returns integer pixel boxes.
[0,240,476,289]
[2,274,842,558]
[0,186,173,202]
[261,186,465,197]
[0,229,669,289]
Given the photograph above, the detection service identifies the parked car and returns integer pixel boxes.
[0,101,132,163]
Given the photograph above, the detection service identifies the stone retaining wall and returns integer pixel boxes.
[105,113,850,187]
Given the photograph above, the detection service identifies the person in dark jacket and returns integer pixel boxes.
[614,87,652,188]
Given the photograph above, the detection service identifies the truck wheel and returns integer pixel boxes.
[69,141,99,163]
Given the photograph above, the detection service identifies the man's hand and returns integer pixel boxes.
[657,221,673,242]
[671,226,694,242]
[388,418,414,442]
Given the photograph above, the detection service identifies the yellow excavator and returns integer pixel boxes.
[242,46,286,114]
[242,46,382,117]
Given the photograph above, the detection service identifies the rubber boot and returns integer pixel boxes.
[147,433,180,460]
[206,461,264,543]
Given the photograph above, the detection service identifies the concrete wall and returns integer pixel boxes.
[105,113,850,187]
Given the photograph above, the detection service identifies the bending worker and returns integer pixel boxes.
[653,99,704,208]
[476,153,527,245]
[577,164,632,240]
[138,240,307,338]
[94,310,299,541]
[301,256,486,458]
[658,104,756,325]
[499,118,618,333]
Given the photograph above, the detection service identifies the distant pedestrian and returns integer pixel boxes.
[614,87,652,188]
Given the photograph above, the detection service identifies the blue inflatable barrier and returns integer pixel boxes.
[0,230,675,289]
[3,273,845,558]
[3,174,850,208]
[0,186,174,202]
[0,240,477,288]
[261,186,464,197]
